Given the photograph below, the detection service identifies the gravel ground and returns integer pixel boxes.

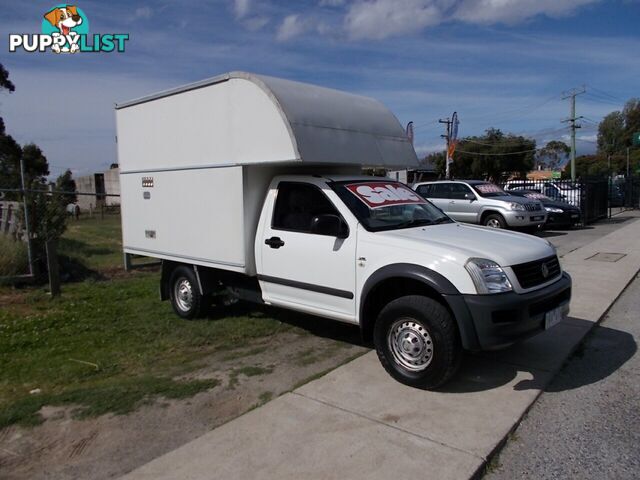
[485,274,640,480]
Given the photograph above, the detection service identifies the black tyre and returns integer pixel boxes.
[169,265,206,319]
[373,295,462,390]
[484,213,506,229]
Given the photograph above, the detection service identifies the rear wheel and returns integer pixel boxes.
[169,265,207,319]
[484,213,506,229]
[374,295,462,389]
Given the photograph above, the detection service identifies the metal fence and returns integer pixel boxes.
[0,201,23,239]
[499,177,610,224]
[617,175,640,209]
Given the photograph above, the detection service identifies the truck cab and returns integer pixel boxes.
[243,175,570,388]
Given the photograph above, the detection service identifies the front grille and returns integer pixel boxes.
[524,203,541,211]
[511,255,561,289]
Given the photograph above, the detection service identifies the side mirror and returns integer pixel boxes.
[311,214,349,238]
[464,192,475,201]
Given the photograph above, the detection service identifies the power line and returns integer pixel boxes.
[586,85,626,103]
[455,148,539,156]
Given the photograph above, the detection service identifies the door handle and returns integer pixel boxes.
[265,236,285,249]
[449,200,455,204]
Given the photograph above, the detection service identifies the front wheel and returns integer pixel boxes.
[484,213,506,229]
[374,295,462,389]
[169,265,207,319]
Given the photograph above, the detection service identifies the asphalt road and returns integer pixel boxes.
[484,273,640,480]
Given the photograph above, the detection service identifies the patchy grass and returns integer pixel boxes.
[0,273,292,427]
[57,214,124,272]
[0,235,28,277]
[0,376,219,429]
[227,364,275,389]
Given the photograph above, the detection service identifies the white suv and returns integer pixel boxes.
[413,180,547,230]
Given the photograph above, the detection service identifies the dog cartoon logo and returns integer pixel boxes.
[8,4,129,54]
[43,4,87,53]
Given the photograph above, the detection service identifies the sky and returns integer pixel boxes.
[0,0,638,178]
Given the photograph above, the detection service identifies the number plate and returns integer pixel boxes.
[544,305,566,329]
[531,216,544,221]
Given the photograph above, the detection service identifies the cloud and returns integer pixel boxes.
[234,0,251,18]
[244,16,270,31]
[273,0,603,41]
[276,14,309,41]
[133,6,153,20]
[452,0,600,25]
[344,0,443,40]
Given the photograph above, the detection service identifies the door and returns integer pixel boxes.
[419,183,452,216]
[259,182,357,322]
[447,183,479,223]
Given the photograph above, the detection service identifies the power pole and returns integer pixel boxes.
[561,86,586,181]
[439,117,452,179]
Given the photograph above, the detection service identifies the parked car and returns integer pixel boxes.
[413,180,547,231]
[116,72,571,390]
[609,183,624,207]
[504,181,582,208]
[509,190,581,228]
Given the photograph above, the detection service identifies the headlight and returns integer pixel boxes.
[465,258,513,294]
[508,202,526,211]
[545,207,564,213]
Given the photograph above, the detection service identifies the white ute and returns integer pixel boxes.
[116,72,572,389]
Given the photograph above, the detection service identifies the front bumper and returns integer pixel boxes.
[444,272,572,351]
[546,210,581,227]
[502,210,547,227]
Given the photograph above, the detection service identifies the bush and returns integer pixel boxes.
[0,235,28,276]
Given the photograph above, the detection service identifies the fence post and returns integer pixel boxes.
[19,158,34,276]
[46,239,61,296]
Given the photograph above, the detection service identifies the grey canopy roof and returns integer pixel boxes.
[116,71,418,169]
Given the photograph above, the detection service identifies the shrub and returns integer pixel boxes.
[0,235,28,276]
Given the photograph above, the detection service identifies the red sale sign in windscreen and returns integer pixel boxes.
[346,182,426,208]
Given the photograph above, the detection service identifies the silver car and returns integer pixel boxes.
[413,180,547,230]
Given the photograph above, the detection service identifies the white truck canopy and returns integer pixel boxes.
[115,71,417,173]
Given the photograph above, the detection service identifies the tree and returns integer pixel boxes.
[450,128,536,182]
[55,169,77,203]
[421,151,446,177]
[0,63,15,92]
[537,141,570,170]
[597,111,625,155]
[622,98,640,148]
[0,63,21,199]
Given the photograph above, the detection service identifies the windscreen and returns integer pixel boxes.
[472,183,507,198]
[330,181,452,231]
[522,192,551,201]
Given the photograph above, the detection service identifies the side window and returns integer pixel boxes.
[430,184,449,199]
[272,182,341,233]
[416,184,431,197]
[450,184,472,200]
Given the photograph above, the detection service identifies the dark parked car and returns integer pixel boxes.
[509,190,581,228]
[609,183,624,207]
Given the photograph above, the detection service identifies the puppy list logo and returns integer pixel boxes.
[8,4,129,54]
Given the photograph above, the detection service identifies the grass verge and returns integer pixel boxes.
[0,273,291,427]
